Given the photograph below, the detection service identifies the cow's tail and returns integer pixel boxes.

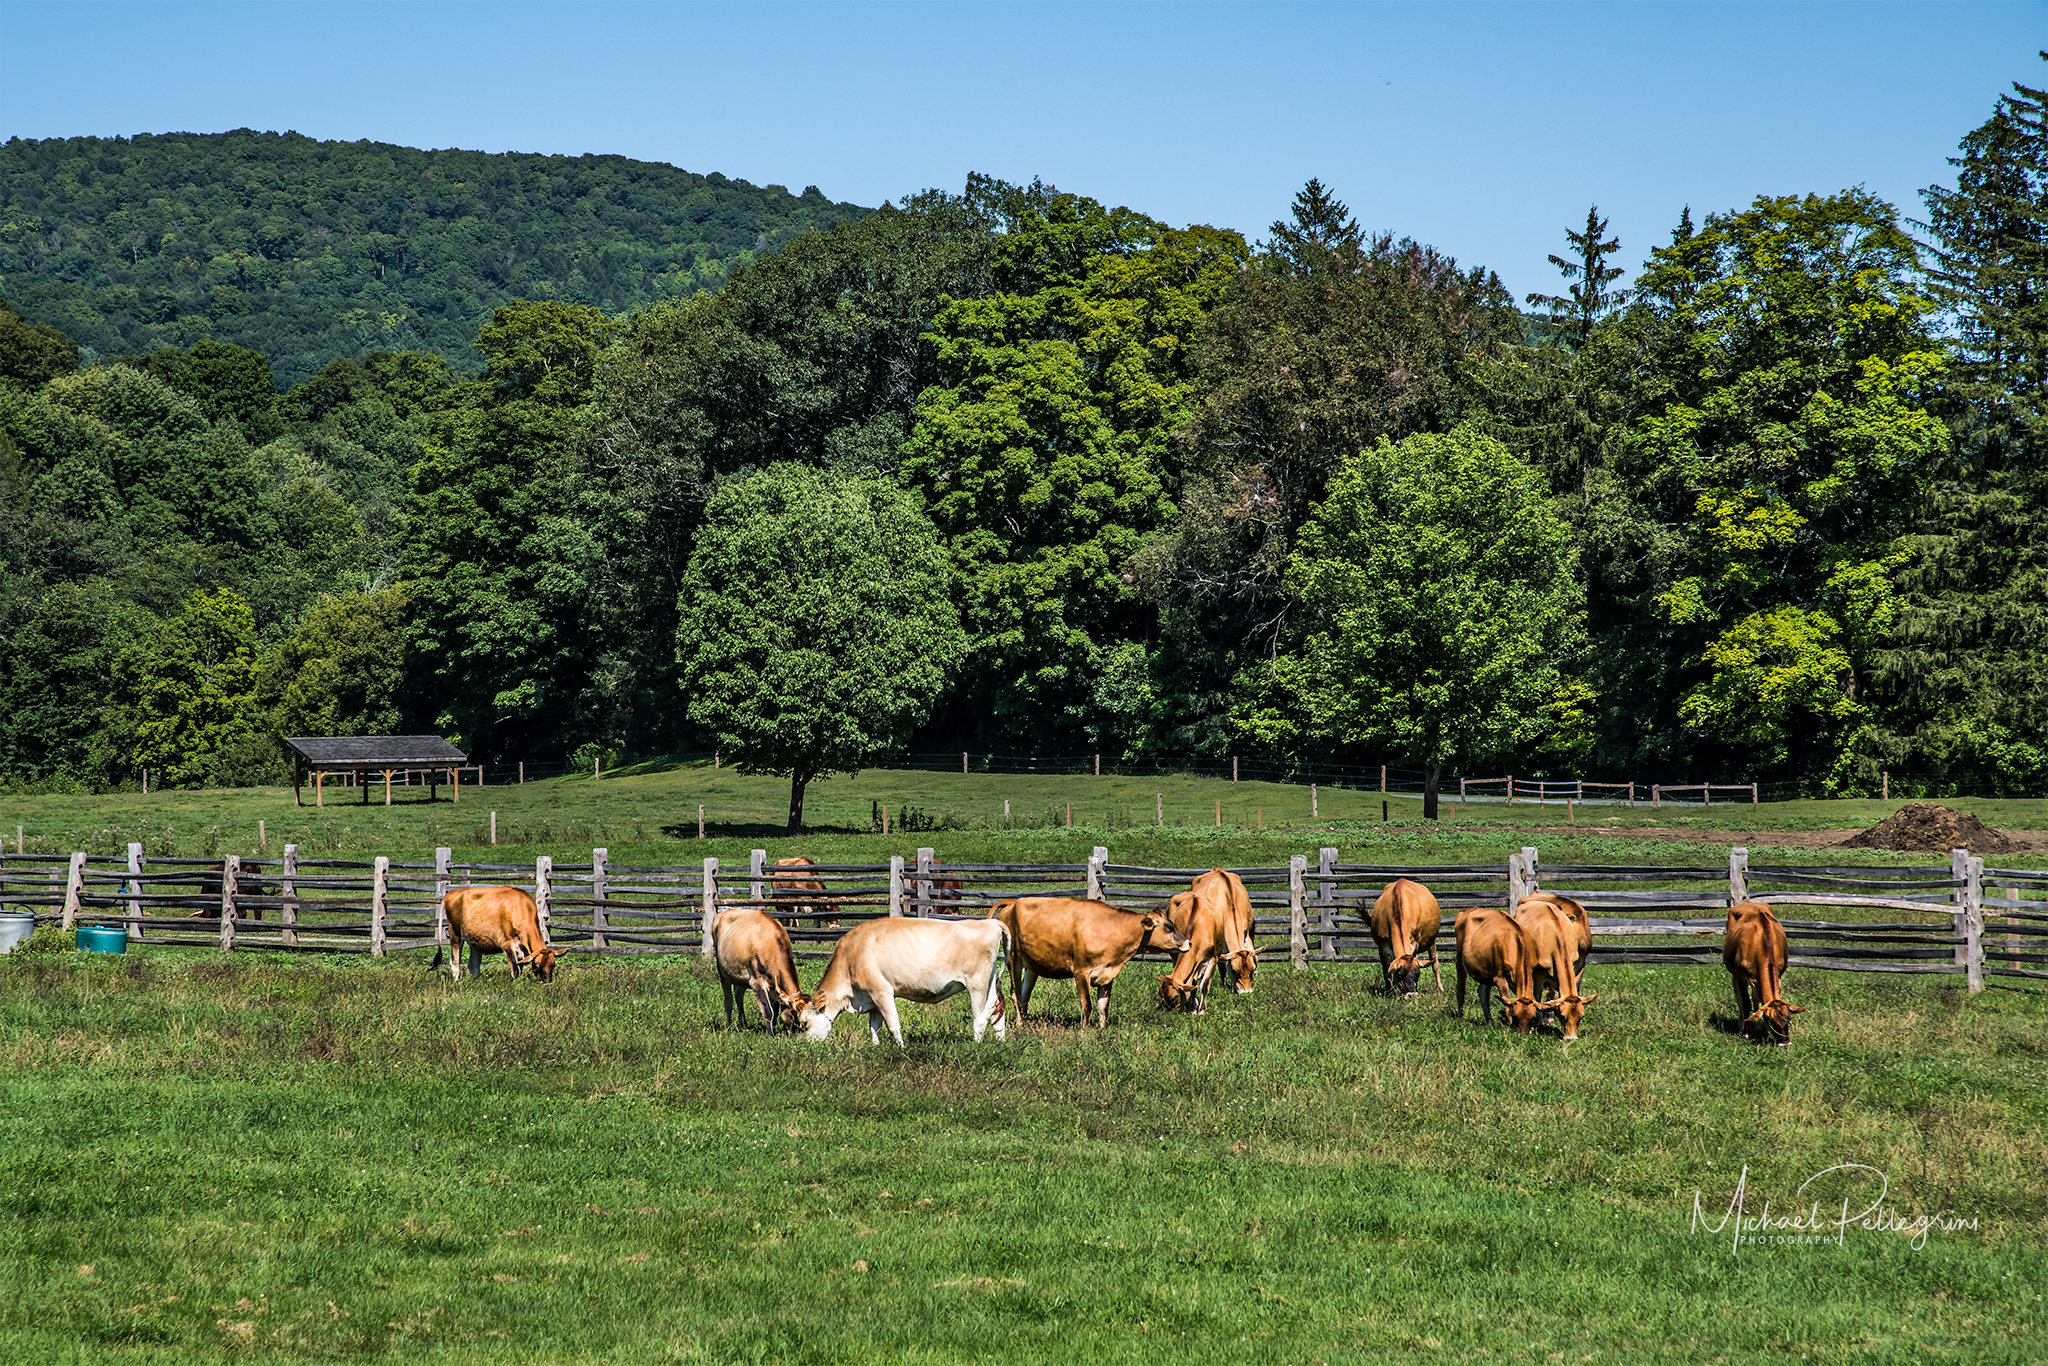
[987,921,1010,1024]
[430,945,444,970]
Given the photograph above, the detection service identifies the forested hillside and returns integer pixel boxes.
[0,130,868,387]
[3,67,2044,808]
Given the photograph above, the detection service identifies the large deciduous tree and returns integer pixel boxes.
[1271,426,1584,819]
[1134,179,1525,754]
[677,464,965,833]
[901,190,1246,750]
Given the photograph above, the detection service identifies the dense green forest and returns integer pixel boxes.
[0,130,867,388]
[1,67,2044,806]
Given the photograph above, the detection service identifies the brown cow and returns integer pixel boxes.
[1369,878,1443,996]
[770,856,840,928]
[1512,897,1598,1039]
[193,861,271,920]
[796,917,1009,1045]
[1518,890,1592,981]
[1157,869,1257,1013]
[714,907,809,1035]
[1453,908,1540,1033]
[1724,900,1803,1045]
[991,896,1192,1028]
[431,885,569,982]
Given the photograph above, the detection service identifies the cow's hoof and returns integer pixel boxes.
[1402,991,1419,999]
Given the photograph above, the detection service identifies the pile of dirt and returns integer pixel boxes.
[1837,803,2018,854]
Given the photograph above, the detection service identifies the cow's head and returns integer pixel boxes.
[1225,943,1258,994]
[1157,975,1196,1011]
[794,998,840,1041]
[1745,997,1803,1045]
[508,941,570,983]
[776,989,812,1022]
[1547,991,1598,1040]
[1164,891,1194,931]
[1140,913,1193,956]
[1387,953,1426,998]
[1500,991,1541,1034]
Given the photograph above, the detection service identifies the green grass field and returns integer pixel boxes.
[0,945,2042,1364]
[3,767,2045,1362]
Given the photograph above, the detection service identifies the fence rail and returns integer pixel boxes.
[3,842,2040,989]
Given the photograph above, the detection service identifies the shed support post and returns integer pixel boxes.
[126,842,144,940]
[591,847,609,951]
[889,856,905,916]
[369,856,386,957]
[1288,855,1308,970]
[1318,847,1338,961]
[1088,847,1107,902]
[700,858,719,956]
[281,843,299,947]
[434,847,451,946]
[315,770,324,807]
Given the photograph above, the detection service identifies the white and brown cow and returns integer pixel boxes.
[796,917,1009,1046]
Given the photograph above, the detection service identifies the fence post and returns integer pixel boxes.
[1318,847,1338,960]
[434,847,451,946]
[700,857,719,956]
[1629,783,1635,808]
[591,847,609,951]
[889,856,905,916]
[534,855,553,944]
[1508,775,1516,805]
[1506,851,1525,909]
[1288,855,1308,970]
[369,856,386,957]
[1522,847,1540,897]
[1952,848,1969,970]
[217,853,240,951]
[61,850,86,932]
[1311,783,1318,818]
[126,842,144,940]
[281,843,299,947]
[1728,847,1748,906]
[1088,847,1107,902]
[1652,785,1661,809]
[962,752,968,775]
[750,849,766,904]
[1750,782,1758,805]
[1965,855,1984,993]
[916,847,934,917]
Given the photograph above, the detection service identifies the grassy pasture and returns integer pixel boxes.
[0,945,2043,1364]
[3,767,2045,1361]
[5,759,2046,869]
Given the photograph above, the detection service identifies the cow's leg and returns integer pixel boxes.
[873,992,907,1046]
[1430,949,1444,993]
[1018,965,1039,1020]
[1193,959,1216,1014]
[1379,948,1396,995]
[1075,975,1095,1026]
[1733,973,1754,1037]
[1455,961,1467,1018]
[1093,979,1113,1029]
[466,944,484,980]
[754,979,777,1036]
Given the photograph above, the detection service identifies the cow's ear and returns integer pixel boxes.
[1140,914,1161,928]
[507,942,529,963]
[1577,992,1598,1004]
[1786,1003,1805,1014]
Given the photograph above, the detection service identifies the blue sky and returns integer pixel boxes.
[1,1,2040,298]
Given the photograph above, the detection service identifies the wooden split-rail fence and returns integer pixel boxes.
[2,844,2042,991]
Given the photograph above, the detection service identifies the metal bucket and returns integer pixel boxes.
[76,925,128,954]
[0,915,34,954]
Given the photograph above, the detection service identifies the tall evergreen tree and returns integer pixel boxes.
[1874,59,2048,791]
[1526,206,1629,349]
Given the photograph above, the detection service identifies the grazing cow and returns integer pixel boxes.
[1453,908,1540,1033]
[1368,878,1443,996]
[714,907,808,1035]
[770,856,840,928]
[796,917,1009,1046]
[1518,890,1592,981]
[1724,900,1803,1045]
[431,885,569,982]
[1157,868,1257,1013]
[193,861,271,920]
[1512,897,1598,1039]
[990,896,1192,1028]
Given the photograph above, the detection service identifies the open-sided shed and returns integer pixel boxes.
[284,736,471,806]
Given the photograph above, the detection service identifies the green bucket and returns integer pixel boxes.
[76,925,128,954]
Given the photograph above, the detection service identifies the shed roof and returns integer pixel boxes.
[284,736,470,767]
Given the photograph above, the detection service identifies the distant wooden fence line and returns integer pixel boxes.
[4,844,2042,990]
